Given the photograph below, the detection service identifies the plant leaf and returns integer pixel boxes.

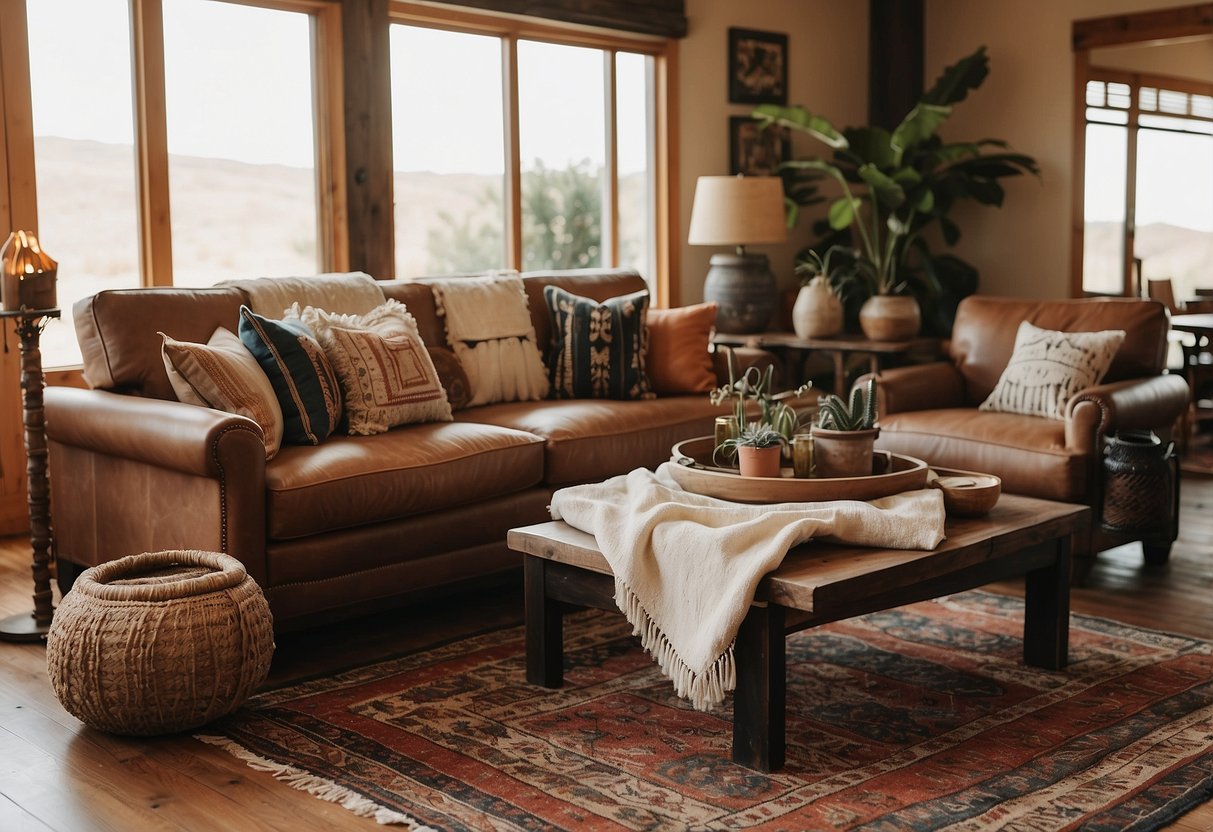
[753,105,849,149]
[890,103,952,165]
[922,46,990,107]
[828,197,859,230]
[913,188,935,213]
[858,164,905,211]
[939,216,961,245]
[841,126,894,167]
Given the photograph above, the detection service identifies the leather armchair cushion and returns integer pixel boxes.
[265,421,544,539]
[877,409,1088,502]
[457,396,721,485]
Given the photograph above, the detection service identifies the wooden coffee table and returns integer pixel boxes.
[508,493,1088,772]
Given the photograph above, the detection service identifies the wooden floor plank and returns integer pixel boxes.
[0,474,1210,831]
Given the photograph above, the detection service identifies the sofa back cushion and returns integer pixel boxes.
[76,287,247,399]
[950,296,1168,406]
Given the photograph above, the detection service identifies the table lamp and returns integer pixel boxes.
[1,230,58,311]
[688,175,786,333]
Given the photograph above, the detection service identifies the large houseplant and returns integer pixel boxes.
[754,46,1039,337]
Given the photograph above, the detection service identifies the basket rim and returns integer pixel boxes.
[74,550,247,602]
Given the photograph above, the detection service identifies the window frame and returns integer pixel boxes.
[388,1,679,306]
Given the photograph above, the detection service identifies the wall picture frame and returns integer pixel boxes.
[729,116,790,177]
[728,28,788,105]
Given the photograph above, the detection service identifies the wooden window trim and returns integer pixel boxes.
[390,0,676,304]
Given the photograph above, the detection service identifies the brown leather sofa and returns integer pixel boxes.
[871,295,1189,562]
[46,269,731,630]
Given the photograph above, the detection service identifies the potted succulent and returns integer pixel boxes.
[717,421,786,478]
[813,377,879,478]
[754,46,1039,339]
[791,247,844,339]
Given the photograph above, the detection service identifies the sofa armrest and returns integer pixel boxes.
[863,362,966,415]
[46,387,268,584]
[1066,374,1190,450]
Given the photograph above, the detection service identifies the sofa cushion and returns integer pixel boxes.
[648,303,719,395]
[979,321,1125,420]
[544,286,652,400]
[238,307,343,445]
[265,421,544,539]
[456,396,720,485]
[875,408,1087,502]
[296,300,452,435]
[159,327,284,460]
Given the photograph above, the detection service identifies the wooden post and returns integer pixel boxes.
[868,0,923,130]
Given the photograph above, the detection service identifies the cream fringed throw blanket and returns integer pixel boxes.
[549,463,947,711]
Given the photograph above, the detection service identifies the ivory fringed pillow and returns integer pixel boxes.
[979,321,1126,420]
[430,274,549,406]
[292,300,452,435]
[159,327,284,460]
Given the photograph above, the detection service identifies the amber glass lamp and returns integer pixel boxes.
[1,230,58,311]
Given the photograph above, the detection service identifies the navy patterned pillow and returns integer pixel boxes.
[238,306,343,444]
[543,286,652,400]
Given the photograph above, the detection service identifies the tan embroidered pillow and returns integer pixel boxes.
[979,321,1126,420]
[294,300,452,435]
[160,327,284,460]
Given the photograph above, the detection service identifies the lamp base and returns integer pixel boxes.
[703,253,777,334]
[0,610,50,643]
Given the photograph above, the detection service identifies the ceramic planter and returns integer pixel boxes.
[812,427,879,478]
[792,277,843,339]
[859,294,920,341]
[737,445,783,478]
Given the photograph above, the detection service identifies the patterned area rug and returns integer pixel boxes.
[200,592,1213,831]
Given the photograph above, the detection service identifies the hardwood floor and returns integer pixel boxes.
[0,475,1210,831]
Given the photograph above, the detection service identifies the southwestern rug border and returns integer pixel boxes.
[198,591,1213,831]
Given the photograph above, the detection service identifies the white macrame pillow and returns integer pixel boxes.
[430,274,550,406]
[979,320,1126,420]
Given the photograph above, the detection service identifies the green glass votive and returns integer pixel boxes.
[792,433,814,478]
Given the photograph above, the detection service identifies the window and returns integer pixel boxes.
[27,0,141,367]
[388,6,669,298]
[162,0,320,287]
[1080,75,1213,299]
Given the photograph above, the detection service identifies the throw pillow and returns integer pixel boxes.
[430,273,550,405]
[160,327,284,460]
[427,346,472,411]
[238,307,343,445]
[647,302,719,395]
[979,320,1126,420]
[544,286,653,400]
[294,300,452,435]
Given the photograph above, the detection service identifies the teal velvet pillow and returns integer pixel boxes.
[543,286,652,400]
[238,306,343,445]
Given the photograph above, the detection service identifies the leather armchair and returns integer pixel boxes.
[870,296,1189,563]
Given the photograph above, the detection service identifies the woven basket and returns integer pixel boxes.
[46,550,274,736]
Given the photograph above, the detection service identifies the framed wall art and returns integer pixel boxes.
[729,116,790,177]
[728,28,787,105]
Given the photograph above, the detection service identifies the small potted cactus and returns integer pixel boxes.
[717,421,786,478]
[813,377,879,477]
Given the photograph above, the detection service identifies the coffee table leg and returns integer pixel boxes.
[1023,537,1071,670]
[525,556,564,687]
[732,603,786,772]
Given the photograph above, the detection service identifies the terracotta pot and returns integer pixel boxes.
[812,427,879,478]
[792,277,843,339]
[859,294,921,341]
[737,445,783,478]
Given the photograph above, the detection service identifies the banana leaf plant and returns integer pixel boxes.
[754,46,1039,335]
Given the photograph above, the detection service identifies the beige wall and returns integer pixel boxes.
[924,0,1208,299]
[676,0,868,305]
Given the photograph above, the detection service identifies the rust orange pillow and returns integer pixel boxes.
[646,303,719,395]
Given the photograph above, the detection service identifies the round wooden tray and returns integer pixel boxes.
[669,436,929,504]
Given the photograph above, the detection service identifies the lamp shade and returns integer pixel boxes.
[688,175,787,246]
[1,230,57,311]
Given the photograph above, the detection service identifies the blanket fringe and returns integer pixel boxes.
[196,734,433,829]
[616,580,735,711]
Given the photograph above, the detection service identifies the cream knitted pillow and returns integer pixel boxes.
[979,320,1125,420]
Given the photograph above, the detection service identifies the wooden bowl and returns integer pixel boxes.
[930,470,1002,516]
